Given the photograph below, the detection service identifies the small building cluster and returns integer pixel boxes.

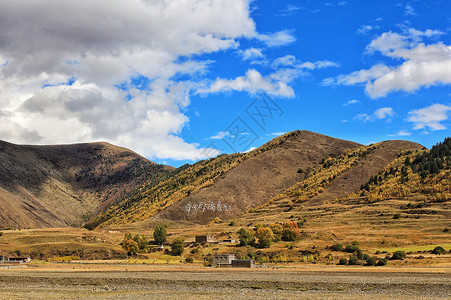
[213,254,254,268]
[1,256,31,264]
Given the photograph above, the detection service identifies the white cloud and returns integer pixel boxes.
[205,69,295,97]
[404,3,417,16]
[202,57,337,98]
[356,107,394,122]
[357,25,379,35]
[271,55,297,68]
[0,0,267,161]
[271,132,286,136]
[210,131,231,140]
[408,103,451,131]
[277,5,302,17]
[257,30,296,47]
[343,99,360,106]
[240,48,264,61]
[324,28,451,98]
[389,130,411,137]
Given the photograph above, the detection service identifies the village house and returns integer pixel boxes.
[222,238,236,244]
[213,254,235,267]
[231,259,254,268]
[195,235,215,244]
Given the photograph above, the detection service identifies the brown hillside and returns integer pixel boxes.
[307,140,424,206]
[155,131,361,224]
[0,140,172,229]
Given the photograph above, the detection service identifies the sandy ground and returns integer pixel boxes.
[0,264,450,299]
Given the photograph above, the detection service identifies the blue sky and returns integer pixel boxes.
[0,0,450,167]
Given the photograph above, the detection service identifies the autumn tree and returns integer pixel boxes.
[121,232,139,256]
[238,228,255,246]
[281,221,300,241]
[255,227,274,248]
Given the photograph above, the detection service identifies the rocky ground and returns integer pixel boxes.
[0,267,450,299]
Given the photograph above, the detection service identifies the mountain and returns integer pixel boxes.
[0,140,173,229]
[87,131,363,228]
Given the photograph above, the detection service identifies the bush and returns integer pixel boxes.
[190,248,199,254]
[431,246,446,255]
[365,256,377,266]
[153,225,167,245]
[351,240,359,246]
[0,232,3,237]
[339,258,348,265]
[170,238,185,256]
[330,243,344,251]
[238,228,255,246]
[348,255,359,265]
[377,258,388,266]
[344,245,360,253]
[391,251,406,260]
[393,213,401,219]
[228,220,235,226]
[185,257,193,263]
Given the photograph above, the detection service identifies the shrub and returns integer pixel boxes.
[153,225,167,245]
[377,258,388,266]
[190,248,199,254]
[331,243,344,251]
[255,227,274,248]
[344,245,360,253]
[348,255,359,265]
[171,238,185,256]
[365,256,377,266]
[351,240,359,246]
[0,232,3,237]
[339,258,348,265]
[238,228,255,246]
[393,213,401,219]
[185,257,193,263]
[431,246,446,255]
[391,251,406,260]
[228,220,235,226]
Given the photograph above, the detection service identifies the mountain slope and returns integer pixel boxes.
[0,140,173,229]
[87,131,361,228]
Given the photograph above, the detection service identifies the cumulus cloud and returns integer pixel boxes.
[0,0,269,160]
[408,103,451,131]
[324,28,451,98]
[356,107,394,122]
